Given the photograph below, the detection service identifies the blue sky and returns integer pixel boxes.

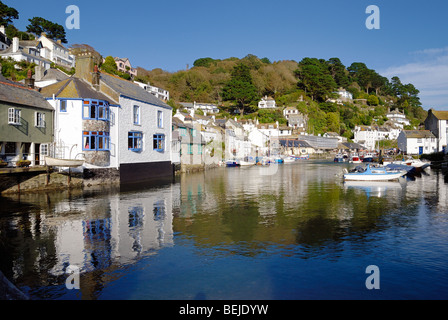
[8,0,448,110]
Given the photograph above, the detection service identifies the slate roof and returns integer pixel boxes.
[402,130,436,139]
[100,73,170,109]
[38,68,70,82]
[0,81,53,110]
[40,77,116,103]
[431,110,448,121]
[279,139,313,148]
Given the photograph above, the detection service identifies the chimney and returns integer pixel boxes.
[75,53,95,83]
[24,69,35,89]
[35,65,44,81]
[12,37,19,53]
[0,25,5,36]
[92,64,100,90]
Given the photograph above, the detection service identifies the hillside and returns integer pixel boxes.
[135,54,427,139]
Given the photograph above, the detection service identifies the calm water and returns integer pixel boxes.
[1,160,448,300]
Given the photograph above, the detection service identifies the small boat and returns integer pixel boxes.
[343,164,407,181]
[283,156,296,163]
[393,157,430,171]
[45,156,84,167]
[239,160,255,166]
[349,155,362,164]
[295,155,309,160]
[226,160,240,167]
[334,154,345,163]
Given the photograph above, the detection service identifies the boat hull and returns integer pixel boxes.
[343,172,405,181]
[45,157,84,167]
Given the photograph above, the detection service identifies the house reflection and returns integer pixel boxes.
[0,184,178,299]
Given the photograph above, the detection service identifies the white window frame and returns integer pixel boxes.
[35,112,46,128]
[133,105,140,125]
[157,110,163,128]
[8,108,21,125]
[40,144,49,156]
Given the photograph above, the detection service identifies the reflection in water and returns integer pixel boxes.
[1,161,448,299]
[0,185,176,300]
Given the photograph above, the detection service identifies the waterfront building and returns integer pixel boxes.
[397,130,437,155]
[353,125,397,151]
[0,79,54,166]
[424,109,448,153]
[42,54,172,183]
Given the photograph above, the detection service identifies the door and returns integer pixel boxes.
[419,146,423,155]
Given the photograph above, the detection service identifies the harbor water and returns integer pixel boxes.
[1,160,448,300]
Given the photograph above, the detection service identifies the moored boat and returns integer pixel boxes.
[226,160,240,167]
[45,156,84,167]
[343,164,407,181]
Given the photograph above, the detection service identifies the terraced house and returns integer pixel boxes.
[0,79,54,167]
[42,54,172,184]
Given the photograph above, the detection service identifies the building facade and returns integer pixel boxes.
[0,81,54,166]
[424,109,448,153]
[397,130,437,155]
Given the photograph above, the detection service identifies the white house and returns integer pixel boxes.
[258,96,276,109]
[336,88,353,100]
[0,25,11,50]
[178,101,220,115]
[38,33,75,68]
[424,109,448,153]
[134,81,170,102]
[42,54,173,184]
[0,37,51,69]
[353,125,397,151]
[386,109,411,128]
[397,130,437,155]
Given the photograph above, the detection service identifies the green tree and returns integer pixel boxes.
[26,17,67,43]
[327,57,350,88]
[193,57,216,68]
[295,58,337,101]
[101,56,118,73]
[367,94,379,106]
[221,63,258,116]
[0,1,18,26]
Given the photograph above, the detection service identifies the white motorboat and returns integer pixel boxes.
[343,164,407,181]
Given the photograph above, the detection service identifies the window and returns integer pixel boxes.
[40,144,49,156]
[198,144,202,155]
[128,131,143,152]
[8,108,21,125]
[83,131,110,151]
[133,105,140,125]
[60,100,67,112]
[35,112,46,128]
[190,128,196,137]
[82,100,110,121]
[157,110,163,128]
[153,134,165,152]
[180,128,187,136]
[188,143,193,155]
